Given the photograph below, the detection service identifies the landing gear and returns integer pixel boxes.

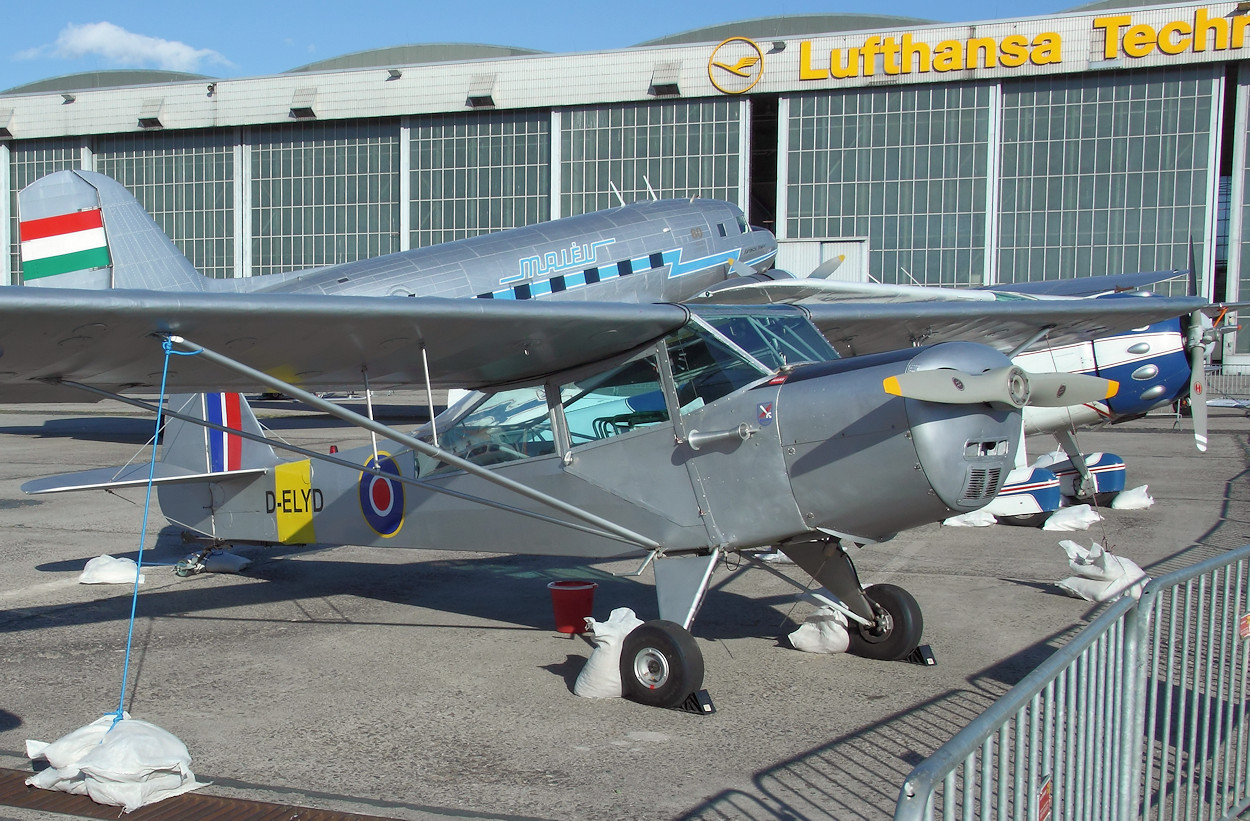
[620,620,705,709]
[846,583,924,661]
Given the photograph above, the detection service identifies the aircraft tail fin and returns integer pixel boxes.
[17,169,209,291]
[21,393,279,496]
[160,393,281,474]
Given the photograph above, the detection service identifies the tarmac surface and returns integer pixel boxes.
[0,397,1247,821]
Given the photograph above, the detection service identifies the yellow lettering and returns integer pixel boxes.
[900,33,931,73]
[1030,32,1063,65]
[882,37,902,74]
[999,34,1029,67]
[861,35,882,76]
[830,47,861,79]
[799,40,829,80]
[1094,15,1132,59]
[1124,23,1156,57]
[967,36,997,69]
[1158,20,1191,55]
[1234,15,1250,47]
[1194,8,1229,51]
[933,40,963,72]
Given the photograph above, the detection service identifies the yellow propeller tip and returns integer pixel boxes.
[883,375,902,396]
[1105,379,1119,398]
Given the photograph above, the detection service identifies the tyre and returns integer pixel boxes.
[619,620,705,708]
[847,584,924,662]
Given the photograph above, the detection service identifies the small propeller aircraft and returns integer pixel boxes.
[0,170,1207,708]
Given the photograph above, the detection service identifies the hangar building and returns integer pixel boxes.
[1,2,1248,360]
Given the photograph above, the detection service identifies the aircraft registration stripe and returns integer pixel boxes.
[19,208,103,242]
[274,460,317,544]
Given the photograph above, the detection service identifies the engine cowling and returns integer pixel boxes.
[777,341,1020,542]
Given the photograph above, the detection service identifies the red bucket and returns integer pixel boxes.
[547,580,598,634]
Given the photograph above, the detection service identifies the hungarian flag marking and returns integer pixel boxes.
[19,208,111,280]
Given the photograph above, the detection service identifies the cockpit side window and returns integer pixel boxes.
[418,385,555,475]
[666,324,768,412]
[560,354,670,445]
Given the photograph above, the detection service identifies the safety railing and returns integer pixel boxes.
[894,542,1250,821]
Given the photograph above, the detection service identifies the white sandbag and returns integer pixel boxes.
[79,555,144,585]
[788,605,850,654]
[1111,485,1154,510]
[26,713,204,812]
[754,549,793,564]
[201,551,252,573]
[574,607,644,699]
[943,509,998,527]
[1042,504,1102,531]
[1055,540,1148,602]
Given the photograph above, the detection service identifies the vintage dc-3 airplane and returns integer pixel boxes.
[0,171,1207,708]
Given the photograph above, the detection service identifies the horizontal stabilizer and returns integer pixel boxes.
[22,463,268,495]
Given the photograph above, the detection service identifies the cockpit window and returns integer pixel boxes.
[420,385,554,474]
[666,323,770,412]
[702,314,838,370]
[736,215,748,233]
[561,354,670,444]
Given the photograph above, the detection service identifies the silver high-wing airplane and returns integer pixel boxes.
[0,300,1203,707]
[1,170,1206,708]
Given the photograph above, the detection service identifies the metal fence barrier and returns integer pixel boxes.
[895,542,1250,821]
[1207,367,1250,407]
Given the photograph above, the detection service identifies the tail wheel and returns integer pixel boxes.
[847,583,923,662]
[620,620,704,709]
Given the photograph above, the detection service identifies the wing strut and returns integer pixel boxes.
[164,335,664,552]
[52,379,652,546]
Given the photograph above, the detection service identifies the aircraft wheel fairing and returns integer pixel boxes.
[620,620,704,709]
[847,584,923,661]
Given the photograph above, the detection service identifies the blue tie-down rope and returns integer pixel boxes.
[110,339,200,729]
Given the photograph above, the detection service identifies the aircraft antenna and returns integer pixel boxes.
[643,176,658,201]
[609,181,626,208]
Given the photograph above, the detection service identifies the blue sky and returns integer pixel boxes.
[2,0,1082,91]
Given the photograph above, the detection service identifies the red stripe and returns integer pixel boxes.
[19,209,103,242]
[224,393,242,470]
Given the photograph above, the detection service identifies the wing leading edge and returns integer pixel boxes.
[0,286,1207,402]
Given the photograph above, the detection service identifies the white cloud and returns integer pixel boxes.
[18,22,232,73]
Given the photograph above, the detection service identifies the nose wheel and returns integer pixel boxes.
[620,620,705,709]
[847,583,924,661]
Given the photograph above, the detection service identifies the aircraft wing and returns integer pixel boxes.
[803,296,1209,357]
[0,287,690,402]
[0,287,1206,402]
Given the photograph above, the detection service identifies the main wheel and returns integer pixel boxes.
[847,584,924,662]
[619,620,705,709]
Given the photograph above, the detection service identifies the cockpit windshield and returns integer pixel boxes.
[700,313,837,370]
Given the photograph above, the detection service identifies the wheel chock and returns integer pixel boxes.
[905,644,936,666]
[668,689,716,715]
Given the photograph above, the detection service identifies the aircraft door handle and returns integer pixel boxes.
[686,423,757,451]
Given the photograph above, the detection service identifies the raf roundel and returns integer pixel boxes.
[358,453,404,537]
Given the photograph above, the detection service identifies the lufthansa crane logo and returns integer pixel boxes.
[708,37,764,94]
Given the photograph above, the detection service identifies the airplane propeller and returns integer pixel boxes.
[883,366,1118,409]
